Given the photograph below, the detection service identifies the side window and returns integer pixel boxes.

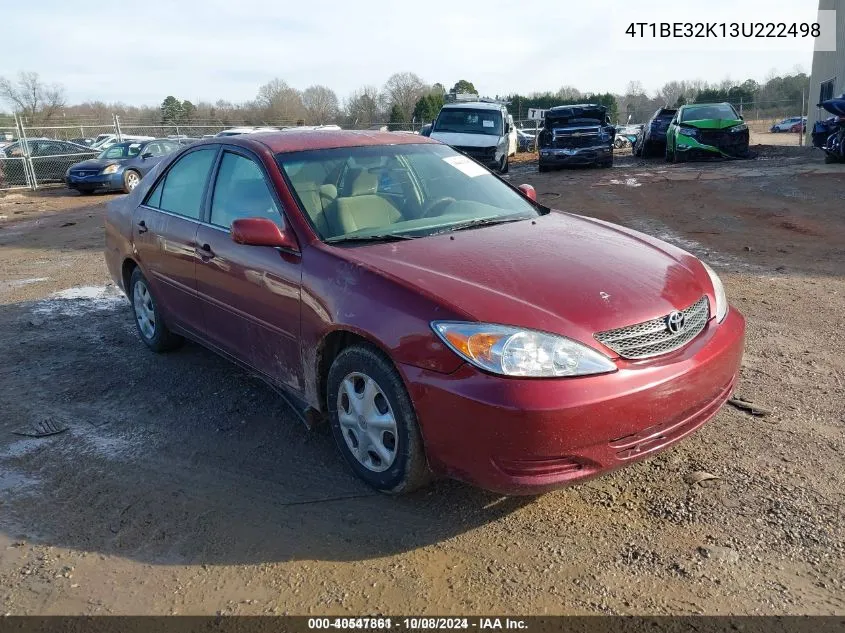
[147,148,216,219]
[210,152,280,229]
[143,143,160,156]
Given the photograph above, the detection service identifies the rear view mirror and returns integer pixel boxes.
[517,184,537,201]
[231,217,298,251]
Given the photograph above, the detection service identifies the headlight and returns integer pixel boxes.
[701,262,728,322]
[728,123,748,133]
[678,126,699,137]
[101,164,120,175]
[432,322,616,378]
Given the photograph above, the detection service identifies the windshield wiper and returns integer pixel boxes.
[325,233,417,244]
[429,216,529,236]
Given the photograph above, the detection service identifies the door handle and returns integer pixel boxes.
[195,243,215,259]
[137,220,148,234]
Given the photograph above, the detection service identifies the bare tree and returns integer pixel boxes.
[255,78,305,123]
[0,71,66,123]
[381,72,426,123]
[556,85,582,101]
[344,85,382,128]
[302,85,339,124]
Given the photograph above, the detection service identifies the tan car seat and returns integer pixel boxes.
[328,168,402,235]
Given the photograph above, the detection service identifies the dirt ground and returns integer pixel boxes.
[0,145,843,616]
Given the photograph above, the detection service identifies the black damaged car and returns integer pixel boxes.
[537,104,615,171]
[634,107,676,158]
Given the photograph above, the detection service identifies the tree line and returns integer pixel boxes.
[0,70,810,129]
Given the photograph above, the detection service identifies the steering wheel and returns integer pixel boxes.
[420,197,456,219]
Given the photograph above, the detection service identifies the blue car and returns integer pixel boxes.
[65,139,183,194]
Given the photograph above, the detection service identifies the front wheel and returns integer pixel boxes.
[123,169,141,194]
[499,154,509,174]
[327,344,430,494]
[129,268,184,352]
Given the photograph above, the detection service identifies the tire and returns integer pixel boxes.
[327,344,430,494]
[824,153,838,164]
[538,163,549,173]
[665,143,674,162]
[129,268,184,353]
[78,189,95,196]
[499,154,509,174]
[634,142,642,157]
[123,169,141,194]
[599,154,613,168]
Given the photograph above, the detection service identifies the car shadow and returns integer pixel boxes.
[0,295,534,566]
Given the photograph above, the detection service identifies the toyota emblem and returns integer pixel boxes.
[666,310,685,334]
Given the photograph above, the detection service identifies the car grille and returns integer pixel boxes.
[72,170,96,177]
[696,129,749,154]
[552,133,599,149]
[594,296,710,359]
[454,146,495,161]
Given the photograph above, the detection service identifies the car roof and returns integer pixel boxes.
[440,101,505,111]
[205,130,440,154]
[548,103,605,112]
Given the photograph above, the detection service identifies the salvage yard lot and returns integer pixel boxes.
[0,147,843,615]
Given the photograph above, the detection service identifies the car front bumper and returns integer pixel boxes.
[402,308,745,495]
[66,172,123,191]
[539,145,611,166]
[676,131,750,158]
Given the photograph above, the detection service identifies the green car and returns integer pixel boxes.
[665,103,750,162]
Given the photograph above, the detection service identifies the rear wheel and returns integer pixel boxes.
[129,268,184,353]
[327,344,430,494]
[123,170,141,194]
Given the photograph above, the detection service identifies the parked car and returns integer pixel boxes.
[538,104,615,170]
[430,101,517,173]
[770,116,807,133]
[613,124,642,148]
[0,138,97,185]
[215,126,280,137]
[91,134,156,151]
[419,123,432,137]
[66,138,183,194]
[516,127,537,152]
[104,131,745,495]
[666,103,750,162]
[634,108,677,158]
[69,137,95,147]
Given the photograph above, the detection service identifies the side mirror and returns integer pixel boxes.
[231,217,298,250]
[517,184,537,201]
[141,152,153,159]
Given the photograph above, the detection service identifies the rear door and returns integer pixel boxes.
[133,146,219,337]
[194,148,303,392]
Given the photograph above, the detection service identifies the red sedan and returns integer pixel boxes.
[104,131,745,495]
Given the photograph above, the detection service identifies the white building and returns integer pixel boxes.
[808,0,845,121]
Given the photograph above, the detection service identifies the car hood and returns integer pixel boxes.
[70,158,121,170]
[429,132,501,147]
[680,118,743,130]
[336,212,710,351]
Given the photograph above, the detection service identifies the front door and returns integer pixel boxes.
[195,149,303,393]
[132,146,219,337]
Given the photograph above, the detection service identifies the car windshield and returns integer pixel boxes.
[277,143,543,242]
[682,104,738,121]
[434,108,503,136]
[98,143,142,159]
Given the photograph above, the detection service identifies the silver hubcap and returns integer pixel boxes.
[133,280,156,339]
[337,372,398,473]
[127,172,139,190]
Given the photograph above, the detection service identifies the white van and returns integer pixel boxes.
[430,101,517,173]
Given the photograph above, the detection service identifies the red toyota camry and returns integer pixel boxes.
[104,131,745,495]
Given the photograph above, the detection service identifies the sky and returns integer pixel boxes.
[0,0,821,107]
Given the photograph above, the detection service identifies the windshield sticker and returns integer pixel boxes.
[443,155,489,178]
[482,120,494,128]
